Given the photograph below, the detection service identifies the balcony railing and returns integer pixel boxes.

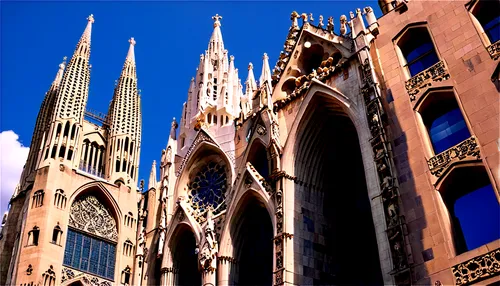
[452,247,500,285]
[487,40,500,60]
[79,160,105,179]
[405,60,450,101]
[427,136,481,177]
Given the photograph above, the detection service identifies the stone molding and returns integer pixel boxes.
[427,136,481,178]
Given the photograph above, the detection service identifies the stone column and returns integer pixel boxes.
[217,256,234,286]
[202,269,216,286]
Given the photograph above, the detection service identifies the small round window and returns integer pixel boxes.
[188,162,227,220]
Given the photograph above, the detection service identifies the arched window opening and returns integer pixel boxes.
[220,115,223,126]
[50,146,57,159]
[63,122,70,137]
[117,139,121,151]
[123,240,134,257]
[27,226,40,246]
[131,167,135,179]
[213,114,218,125]
[247,141,270,178]
[293,97,383,285]
[226,116,229,124]
[56,123,62,137]
[122,159,127,172]
[67,148,73,160]
[172,227,201,286]
[54,189,67,209]
[439,166,500,254]
[130,142,134,156]
[44,147,49,160]
[299,43,325,75]
[232,197,273,285]
[121,266,131,285]
[281,78,296,97]
[42,265,56,286]
[70,124,76,140]
[469,0,500,45]
[51,224,63,245]
[207,113,212,124]
[58,145,66,158]
[116,160,121,172]
[63,194,118,280]
[124,137,129,153]
[397,26,439,77]
[32,190,44,208]
[419,91,471,154]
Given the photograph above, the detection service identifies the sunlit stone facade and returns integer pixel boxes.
[1,1,499,285]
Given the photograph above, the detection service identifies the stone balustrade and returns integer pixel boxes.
[427,136,481,177]
[487,40,500,60]
[452,248,500,285]
[405,61,450,101]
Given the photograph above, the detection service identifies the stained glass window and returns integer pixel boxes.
[63,229,116,280]
[188,162,227,219]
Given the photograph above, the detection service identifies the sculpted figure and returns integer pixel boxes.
[199,209,218,272]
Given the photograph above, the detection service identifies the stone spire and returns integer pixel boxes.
[106,38,142,185]
[148,160,157,190]
[245,63,257,96]
[209,14,224,54]
[259,53,272,87]
[53,15,94,121]
[19,57,67,188]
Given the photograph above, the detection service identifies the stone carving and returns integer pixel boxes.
[427,136,481,177]
[61,267,111,286]
[405,61,450,101]
[61,267,75,283]
[26,264,33,275]
[340,15,347,35]
[256,124,267,136]
[187,162,227,222]
[271,12,301,85]
[69,195,118,242]
[199,210,218,273]
[487,40,500,60]
[176,131,217,177]
[452,248,500,285]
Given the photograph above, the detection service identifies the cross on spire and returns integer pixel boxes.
[129,37,136,46]
[212,14,222,27]
[87,14,95,23]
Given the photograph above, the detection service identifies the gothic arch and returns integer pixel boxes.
[69,181,122,232]
[281,80,391,284]
[161,205,202,269]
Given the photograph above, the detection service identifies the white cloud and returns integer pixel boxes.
[0,130,30,217]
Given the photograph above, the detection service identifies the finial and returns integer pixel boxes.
[301,13,308,22]
[319,15,324,27]
[349,11,355,19]
[87,14,95,24]
[230,55,235,61]
[327,16,334,33]
[63,56,68,62]
[212,14,222,27]
[263,53,268,60]
[129,37,136,46]
[309,13,314,23]
[291,11,299,28]
[248,63,253,70]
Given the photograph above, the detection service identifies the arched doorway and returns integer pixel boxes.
[233,196,273,285]
[293,95,383,285]
[172,226,201,286]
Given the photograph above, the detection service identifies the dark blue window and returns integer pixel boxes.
[454,184,500,251]
[406,42,439,76]
[484,16,500,44]
[429,108,471,154]
[63,229,116,280]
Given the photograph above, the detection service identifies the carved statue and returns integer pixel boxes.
[318,15,324,27]
[340,15,347,36]
[327,16,334,33]
[199,209,218,272]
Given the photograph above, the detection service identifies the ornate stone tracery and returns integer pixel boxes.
[427,136,481,178]
[452,248,500,285]
[69,195,118,241]
[187,162,227,222]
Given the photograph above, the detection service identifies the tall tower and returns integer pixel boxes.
[106,37,142,186]
[178,14,244,154]
[39,14,94,169]
[17,57,67,192]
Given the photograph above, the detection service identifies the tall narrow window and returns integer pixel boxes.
[51,225,63,245]
[27,226,40,246]
[468,0,500,45]
[419,91,470,154]
[63,122,70,137]
[396,26,439,77]
[121,266,131,285]
[439,166,500,254]
[54,189,67,209]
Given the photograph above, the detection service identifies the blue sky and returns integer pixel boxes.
[0,1,382,212]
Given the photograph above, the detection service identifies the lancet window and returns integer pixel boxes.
[54,189,68,209]
[396,25,440,77]
[468,0,500,46]
[27,226,40,246]
[63,195,117,280]
[32,190,44,208]
[188,161,227,221]
[51,225,63,245]
[123,240,134,257]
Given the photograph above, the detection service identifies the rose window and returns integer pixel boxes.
[188,162,227,220]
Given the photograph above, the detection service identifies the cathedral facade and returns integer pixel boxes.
[1,0,499,285]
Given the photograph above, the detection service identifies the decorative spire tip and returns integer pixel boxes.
[212,14,222,27]
[248,63,253,70]
[263,53,268,59]
[129,37,136,46]
[87,14,95,24]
